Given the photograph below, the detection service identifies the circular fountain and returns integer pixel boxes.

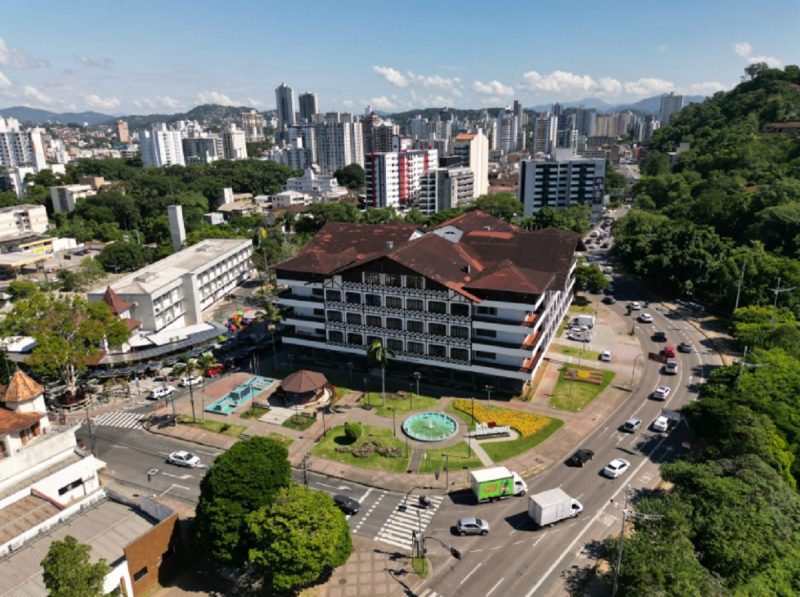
[402,412,459,442]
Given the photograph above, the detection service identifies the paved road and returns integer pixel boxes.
[421,278,722,596]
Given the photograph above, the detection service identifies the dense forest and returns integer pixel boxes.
[604,65,800,595]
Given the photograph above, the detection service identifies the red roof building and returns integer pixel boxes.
[275,211,578,393]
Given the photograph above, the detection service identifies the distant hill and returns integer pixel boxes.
[0,106,115,125]
[118,104,266,130]
[531,94,707,114]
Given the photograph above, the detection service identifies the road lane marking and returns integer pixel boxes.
[358,487,373,503]
[486,577,505,596]
[512,539,525,545]
[318,481,351,491]
[459,562,482,586]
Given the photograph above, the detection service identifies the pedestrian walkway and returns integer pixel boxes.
[375,493,444,551]
[92,410,144,430]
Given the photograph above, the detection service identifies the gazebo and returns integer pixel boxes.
[280,370,329,405]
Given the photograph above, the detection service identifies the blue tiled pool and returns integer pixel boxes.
[205,376,276,415]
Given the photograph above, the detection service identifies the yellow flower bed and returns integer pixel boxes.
[452,399,551,437]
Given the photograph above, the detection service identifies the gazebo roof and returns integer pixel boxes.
[280,370,328,394]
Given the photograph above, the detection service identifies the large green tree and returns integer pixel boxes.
[470,192,522,221]
[333,163,365,190]
[193,436,291,568]
[97,241,148,272]
[41,535,113,597]
[574,263,609,293]
[246,484,352,593]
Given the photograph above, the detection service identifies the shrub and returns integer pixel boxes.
[344,422,363,442]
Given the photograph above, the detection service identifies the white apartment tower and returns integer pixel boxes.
[531,115,558,156]
[222,124,248,160]
[453,132,489,198]
[140,123,185,167]
[315,116,364,174]
[419,167,475,215]
[0,117,46,171]
[240,110,265,142]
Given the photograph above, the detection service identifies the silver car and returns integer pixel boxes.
[456,517,489,536]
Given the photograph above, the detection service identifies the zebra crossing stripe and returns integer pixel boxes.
[419,589,444,597]
[92,411,144,430]
[374,494,444,550]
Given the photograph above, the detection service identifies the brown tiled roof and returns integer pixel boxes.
[0,409,43,435]
[1,370,44,403]
[435,210,518,233]
[455,133,476,141]
[281,369,328,393]
[124,319,141,331]
[103,286,132,315]
[465,260,555,295]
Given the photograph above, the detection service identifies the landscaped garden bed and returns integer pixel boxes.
[311,424,409,473]
[177,414,245,437]
[549,365,615,412]
[282,413,317,431]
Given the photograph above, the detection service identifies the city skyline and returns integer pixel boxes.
[0,0,796,114]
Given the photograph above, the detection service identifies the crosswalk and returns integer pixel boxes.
[374,494,444,551]
[418,589,444,597]
[91,411,144,430]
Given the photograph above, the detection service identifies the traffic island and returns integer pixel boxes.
[312,424,410,473]
[549,365,615,412]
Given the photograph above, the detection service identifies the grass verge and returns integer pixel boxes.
[311,424,410,473]
[240,405,270,419]
[412,556,429,578]
[554,345,601,361]
[421,441,484,473]
[282,413,317,431]
[367,393,439,417]
[549,366,615,412]
[177,415,245,438]
[481,418,564,462]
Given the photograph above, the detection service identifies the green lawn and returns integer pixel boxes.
[267,432,293,447]
[549,366,616,412]
[367,393,439,418]
[412,556,429,578]
[282,413,317,431]
[445,402,476,431]
[177,415,245,437]
[420,441,484,473]
[240,406,270,419]
[311,424,410,473]
[481,418,564,462]
[554,345,601,361]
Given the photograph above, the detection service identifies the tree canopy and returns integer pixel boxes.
[41,535,113,597]
[333,163,365,190]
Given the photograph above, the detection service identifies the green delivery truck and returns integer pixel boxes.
[470,466,528,503]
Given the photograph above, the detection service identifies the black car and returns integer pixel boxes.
[567,448,595,467]
[652,331,667,342]
[333,494,360,515]
[602,296,616,304]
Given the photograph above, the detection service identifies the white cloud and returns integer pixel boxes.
[623,77,674,96]
[733,42,781,67]
[196,90,238,106]
[0,70,11,91]
[342,99,355,109]
[133,96,180,110]
[407,71,463,96]
[245,97,263,108]
[369,96,394,110]
[83,94,121,110]
[0,38,49,68]
[687,81,727,95]
[521,70,599,95]
[22,85,52,105]
[372,65,409,88]
[159,96,180,109]
[472,79,514,97]
[76,55,114,69]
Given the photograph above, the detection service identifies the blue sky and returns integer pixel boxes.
[0,0,796,114]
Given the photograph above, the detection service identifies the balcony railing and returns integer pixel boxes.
[340,281,449,299]
[278,289,323,302]
[324,301,470,324]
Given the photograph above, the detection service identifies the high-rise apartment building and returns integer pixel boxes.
[314,115,364,174]
[659,93,684,126]
[115,119,130,144]
[222,124,248,160]
[531,115,558,155]
[575,108,597,138]
[275,83,296,131]
[519,149,606,218]
[595,115,621,138]
[0,117,46,172]
[182,137,219,164]
[365,148,438,209]
[299,92,318,124]
[419,166,475,214]
[453,132,489,198]
[240,110,265,142]
[140,123,185,167]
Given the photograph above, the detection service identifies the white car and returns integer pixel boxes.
[180,375,203,388]
[603,458,631,479]
[652,386,671,400]
[638,313,653,323]
[630,301,642,310]
[148,385,175,400]
[652,415,669,432]
[166,450,200,468]
[600,350,612,362]
[663,361,679,375]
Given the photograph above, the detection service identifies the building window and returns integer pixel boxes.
[313,308,324,316]
[477,306,497,315]
[325,290,341,302]
[451,326,470,339]
[328,330,343,343]
[133,567,148,582]
[428,301,446,314]
[366,315,382,327]
[312,288,324,297]
[451,303,469,317]
[385,274,402,287]
[428,323,446,336]
[475,328,497,338]
[386,317,402,330]
[347,333,364,345]
[345,292,361,304]
[405,275,424,289]
[386,296,402,309]
[346,313,362,325]
[364,272,381,285]
[451,348,469,361]
[407,341,424,355]
[474,350,496,360]
[407,320,424,333]
[428,344,446,357]
[387,338,403,352]
[366,335,381,346]
[57,479,83,496]
[406,298,423,311]
[327,310,342,322]
[365,294,382,307]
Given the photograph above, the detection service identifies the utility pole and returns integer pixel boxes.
[734,260,746,312]
[737,345,749,389]
[769,276,797,308]
[444,454,449,490]
[84,400,96,457]
[611,488,630,597]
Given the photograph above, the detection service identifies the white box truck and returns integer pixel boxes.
[528,488,583,526]
[470,467,527,503]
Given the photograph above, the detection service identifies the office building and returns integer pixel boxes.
[659,92,684,126]
[182,136,219,164]
[519,149,606,219]
[222,123,248,160]
[275,83,296,131]
[531,115,558,155]
[364,148,438,209]
[556,128,578,154]
[453,132,489,197]
[299,92,319,123]
[419,166,474,214]
[575,108,597,138]
[50,184,96,213]
[139,123,185,167]
[275,211,578,392]
[88,238,253,333]
[115,119,129,143]
[240,110,265,142]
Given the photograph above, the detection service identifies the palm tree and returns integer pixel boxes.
[254,303,283,371]
[195,353,217,422]
[173,357,199,423]
[367,339,395,407]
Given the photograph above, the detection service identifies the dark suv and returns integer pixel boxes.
[652,331,667,342]
[567,448,595,467]
[333,494,360,515]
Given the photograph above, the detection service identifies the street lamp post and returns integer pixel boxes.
[413,371,421,406]
[444,454,449,490]
[389,406,396,436]
[484,384,493,402]
[321,408,327,438]
[468,395,475,457]
[363,377,370,407]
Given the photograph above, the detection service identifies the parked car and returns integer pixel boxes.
[603,458,631,479]
[166,450,200,467]
[333,494,360,515]
[651,415,670,432]
[600,350,612,362]
[662,345,676,358]
[602,296,617,304]
[180,375,203,387]
[205,363,225,377]
[652,386,671,400]
[456,516,490,536]
[652,331,667,342]
[148,385,175,400]
[567,448,595,467]
[663,361,679,375]
[638,313,653,323]
[74,248,90,256]
[678,341,694,353]
[622,418,642,432]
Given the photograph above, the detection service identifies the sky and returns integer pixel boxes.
[0,0,797,115]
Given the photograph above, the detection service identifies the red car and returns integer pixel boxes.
[205,363,225,377]
[662,345,676,358]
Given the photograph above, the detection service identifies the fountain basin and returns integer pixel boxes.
[402,412,458,442]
